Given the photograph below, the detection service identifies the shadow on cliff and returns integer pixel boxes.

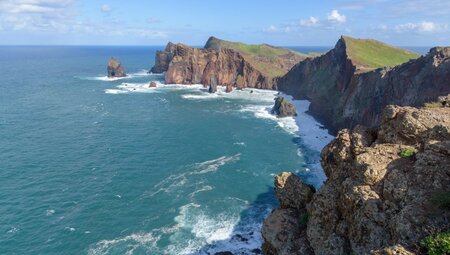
[192,186,277,255]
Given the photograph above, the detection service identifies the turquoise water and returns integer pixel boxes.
[0,46,325,254]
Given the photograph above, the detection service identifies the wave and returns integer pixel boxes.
[193,154,240,175]
[166,200,270,255]
[88,232,160,255]
[181,87,277,103]
[239,105,299,135]
[78,70,163,81]
[279,94,334,152]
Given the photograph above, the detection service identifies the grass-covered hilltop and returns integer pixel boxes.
[342,35,421,72]
[204,36,309,77]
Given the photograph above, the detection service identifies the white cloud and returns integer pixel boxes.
[264,25,278,32]
[300,16,319,27]
[101,4,111,13]
[327,10,346,24]
[395,21,447,33]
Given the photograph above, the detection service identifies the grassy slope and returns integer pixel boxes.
[204,37,309,77]
[343,36,420,70]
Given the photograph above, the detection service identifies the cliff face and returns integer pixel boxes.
[150,37,308,89]
[151,42,275,89]
[262,104,450,255]
[277,37,450,134]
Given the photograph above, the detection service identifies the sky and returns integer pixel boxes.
[0,0,449,46]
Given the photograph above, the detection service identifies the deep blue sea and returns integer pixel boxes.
[0,44,429,254]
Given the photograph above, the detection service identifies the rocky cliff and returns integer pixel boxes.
[262,104,450,255]
[276,36,450,134]
[150,37,308,89]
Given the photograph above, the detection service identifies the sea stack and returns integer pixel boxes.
[209,74,217,93]
[271,96,297,117]
[107,57,126,78]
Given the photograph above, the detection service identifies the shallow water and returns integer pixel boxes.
[0,46,331,254]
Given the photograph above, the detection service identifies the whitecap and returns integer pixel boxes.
[239,105,299,134]
[104,89,128,94]
[193,154,240,175]
[88,232,160,255]
[188,185,214,198]
[46,209,55,216]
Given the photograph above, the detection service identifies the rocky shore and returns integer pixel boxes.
[262,103,450,254]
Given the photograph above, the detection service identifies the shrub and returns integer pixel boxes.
[424,102,443,108]
[399,148,416,158]
[431,192,450,210]
[420,231,450,255]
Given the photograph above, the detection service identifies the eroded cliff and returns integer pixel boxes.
[150,37,308,89]
[276,36,450,134]
[262,104,450,255]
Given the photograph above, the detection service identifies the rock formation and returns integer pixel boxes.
[271,96,297,117]
[149,81,157,87]
[225,84,233,93]
[150,37,309,89]
[107,57,126,78]
[276,36,450,134]
[262,104,450,254]
[208,74,218,93]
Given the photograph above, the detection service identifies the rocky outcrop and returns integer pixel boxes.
[150,42,275,89]
[107,57,126,77]
[150,37,309,89]
[148,81,157,87]
[262,104,450,254]
[271,96,297,117]
[276,37,450,134]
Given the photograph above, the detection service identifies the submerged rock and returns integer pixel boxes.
[262,105,450,254]
[107,57,126,78]
[271,96,297,117]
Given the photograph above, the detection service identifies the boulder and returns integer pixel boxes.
[271,96,297,117]
[149,81,157,87]
[107,57,126,78]
[225,84,233,93]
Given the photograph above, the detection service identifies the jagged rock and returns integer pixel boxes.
[438,94,450,107]
[148,81,157,87]
[209,75,217,93]
[274,172,314,210]
[225,84,233,93]
[107,57,126,78]
[277,37,450,134]
[271,96,297,117]
[262,105,450,255]
[262,208,313,255]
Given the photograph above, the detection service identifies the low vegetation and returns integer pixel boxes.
[399,148,416,158]
[342,36,420,70]
[420,231,450,255]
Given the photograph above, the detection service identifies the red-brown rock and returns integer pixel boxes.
[225,84,233,93]
[148,81,157,87]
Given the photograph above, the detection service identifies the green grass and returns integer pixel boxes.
[204,36,307,58]
[420,231,450,255]
[399,148,416,158]
[342,36,420,70]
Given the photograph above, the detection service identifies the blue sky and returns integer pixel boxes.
[0,0,449,46]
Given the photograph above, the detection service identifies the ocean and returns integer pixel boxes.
[1,44,428,254]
